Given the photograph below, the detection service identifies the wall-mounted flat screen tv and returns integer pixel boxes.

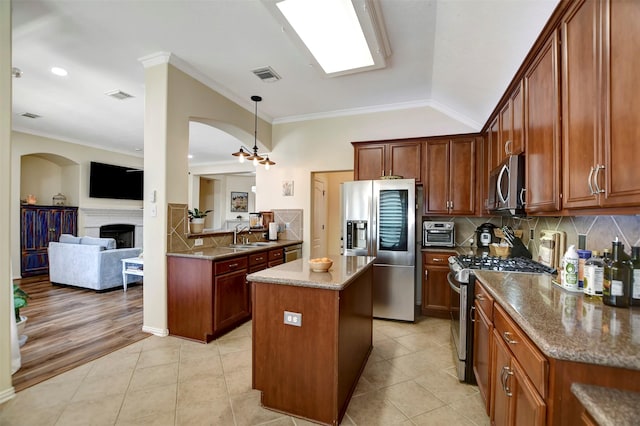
[89,161,143,201]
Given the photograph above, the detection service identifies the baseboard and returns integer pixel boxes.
[0,386,16,404]
[142,325,169,337]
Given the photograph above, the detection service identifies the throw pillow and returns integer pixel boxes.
[80,236,117,250]
[59,234,81,244]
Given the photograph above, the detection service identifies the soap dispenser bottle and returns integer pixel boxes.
[562,245,579,291]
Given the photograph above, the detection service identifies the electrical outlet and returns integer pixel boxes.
[194,238,203,246]
[283,311,302,327]
[578,234,587,250]
[285,222,291,230]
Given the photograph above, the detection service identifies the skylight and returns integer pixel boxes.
[269,0,390,77]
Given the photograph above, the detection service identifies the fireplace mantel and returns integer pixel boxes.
[80,208,143,248]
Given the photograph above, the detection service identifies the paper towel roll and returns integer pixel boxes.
[269,222,278,241]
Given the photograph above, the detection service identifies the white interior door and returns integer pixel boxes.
[311,177,327,258]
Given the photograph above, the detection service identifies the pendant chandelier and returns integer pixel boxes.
[232,95,275,169]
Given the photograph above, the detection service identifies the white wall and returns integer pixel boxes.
[255,107,476,257]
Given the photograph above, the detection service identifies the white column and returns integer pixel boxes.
[0,0,17,403]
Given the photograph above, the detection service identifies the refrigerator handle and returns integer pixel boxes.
[371,190,377,257]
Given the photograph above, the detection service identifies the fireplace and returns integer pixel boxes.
[100,224,135,248]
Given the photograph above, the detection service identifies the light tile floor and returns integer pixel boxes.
[0,316,489,426]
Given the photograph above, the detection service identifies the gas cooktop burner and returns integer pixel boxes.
[455,255,557,275]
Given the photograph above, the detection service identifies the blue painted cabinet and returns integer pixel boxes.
[20,205,78,277]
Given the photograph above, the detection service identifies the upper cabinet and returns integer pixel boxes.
[490,81,525,173]
[563,0,640,209]
[524,30,562,214]
[423,137,476,215]
[353,140,422,183]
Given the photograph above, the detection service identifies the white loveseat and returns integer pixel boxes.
[48,235,142,291]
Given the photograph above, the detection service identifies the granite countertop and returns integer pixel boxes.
[166,240,302,261]
[571,383,640,426]
[475,270,640,370]
[247,255,375,291]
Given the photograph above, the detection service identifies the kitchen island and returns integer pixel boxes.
[474,270,640,425]
[247,255,375,426]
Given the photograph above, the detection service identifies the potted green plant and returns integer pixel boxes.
[188,208,212,234]
[14,284,30,346]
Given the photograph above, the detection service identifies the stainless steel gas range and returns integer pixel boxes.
[447,254,556,383]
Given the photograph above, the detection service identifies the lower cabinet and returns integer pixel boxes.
[213,257,250,335]
[491,329,546,426]
[168,254,251,342]
[421,251,458,318]
[473,297,493,414]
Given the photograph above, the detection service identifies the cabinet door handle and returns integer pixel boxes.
[433,258,443,262]
[504,140,513,156]
[519,188,526,206]
[476,294,485,301]
[587,166,596,195]
[503,366,514,397]
[593,164,605,194]
[470,305,476,323]
[228,263,239,268]
[503,331,518,345]
[500,366,508,392]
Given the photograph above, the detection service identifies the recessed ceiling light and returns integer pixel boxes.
[188,154,193,159]
[51,67,68,76]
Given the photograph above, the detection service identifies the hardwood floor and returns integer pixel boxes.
[11,276,148,392]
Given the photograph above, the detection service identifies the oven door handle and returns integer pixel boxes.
[447,272,461,294]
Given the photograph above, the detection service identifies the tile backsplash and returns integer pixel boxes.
[273,209,303,241]
[427,214,640,259]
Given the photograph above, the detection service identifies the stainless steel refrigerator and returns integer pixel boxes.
[342,179,416,322]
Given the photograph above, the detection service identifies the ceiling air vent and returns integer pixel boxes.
[21,112,41,119]
[105,89,134,100]
[252,66,281,82]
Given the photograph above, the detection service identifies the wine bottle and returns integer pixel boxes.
[630,246,640,307]
[603,239,631,308]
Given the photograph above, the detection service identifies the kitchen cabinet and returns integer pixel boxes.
[213,257,250,335]
[21,205,78,277]
[490,304,547,426]
[353,139,422,182]
[421,251,458,318]
[524,29,562,213]
[491,329,546,426]
[423,137,476,215]
[562,0,640,209]
[490,81,525,175]
[168,254,251,342]
[473,283,494,415]
[267,248,284,267]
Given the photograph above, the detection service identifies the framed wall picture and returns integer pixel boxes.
[231,191,248,212]
[282,180,294,197]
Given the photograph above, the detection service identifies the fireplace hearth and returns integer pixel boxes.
[100,224,135,248]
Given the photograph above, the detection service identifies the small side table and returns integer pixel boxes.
[121,257,144,292]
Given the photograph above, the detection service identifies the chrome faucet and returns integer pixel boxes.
[233,224,250,244]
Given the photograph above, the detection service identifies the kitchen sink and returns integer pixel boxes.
[228,242,277,249]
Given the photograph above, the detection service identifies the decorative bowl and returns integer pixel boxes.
[309,258,333,272]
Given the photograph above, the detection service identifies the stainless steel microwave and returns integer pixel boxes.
[487,153,526,216]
